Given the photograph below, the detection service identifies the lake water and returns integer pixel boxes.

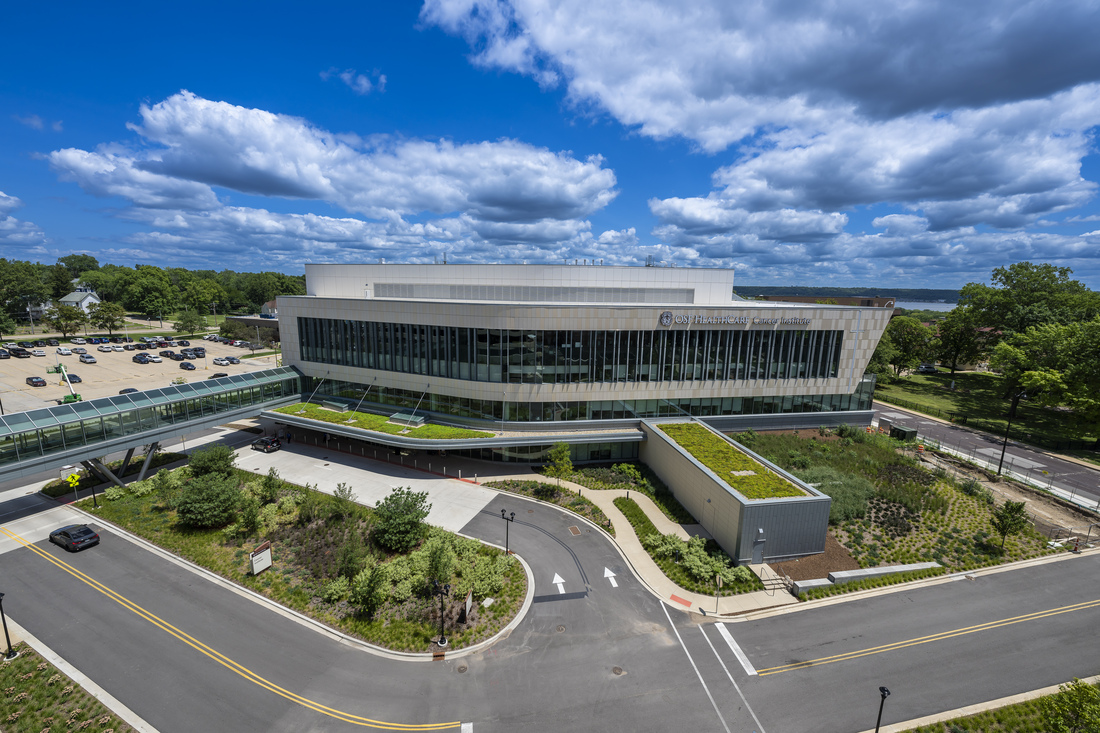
[894,300,955,312]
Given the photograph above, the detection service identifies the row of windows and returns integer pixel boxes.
[0,379,299,466]
[309,378,875,423]
[298,317,844,384]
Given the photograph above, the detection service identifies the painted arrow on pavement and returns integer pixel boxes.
[603,567,618,588]
[552,573,565,594]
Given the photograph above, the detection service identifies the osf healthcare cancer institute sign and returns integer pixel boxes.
[251,541,273,575]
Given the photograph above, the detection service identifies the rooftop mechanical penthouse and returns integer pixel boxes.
[276,264,891,462]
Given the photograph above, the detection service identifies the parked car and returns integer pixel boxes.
[26,376,47,387]
[118,388,139,394]
[17,341,33,348]
[209,372,229,379]
[135,343,147,350]
[212,357,229,366]
[132,354,150,364]
[111,344,124,352]
[178,340,190,347]
[123,343,135,350]
[56,347,72,355]
[31,349,46,357]
[0,349,8,359]
[65,374,82,383]
[204,334,218,340]
[72,347,87,354]
[917,363,938,374]
[146,354,162,363]
[97,344,113,352]
[159,350,174,357]
[182,351,198,359]
[47,339,59,347]
[11,349,30,358]
[70,337,86,345]
[180,361,196,371]
[226,356,240,365]
[79,354,97,364]
[49,524,99,552]
[251,437,281,453]
[169,353,185,361]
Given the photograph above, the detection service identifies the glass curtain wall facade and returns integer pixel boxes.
[298,317,844,385]
[306,376,876,423]
[0,368,300,468]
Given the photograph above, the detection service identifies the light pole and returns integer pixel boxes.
[501,509,515,554]
[0,592,18,661]
[434,580,450,647]
[996,392,1024,475]
[874,686,890,733]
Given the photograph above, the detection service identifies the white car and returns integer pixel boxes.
[146,354,162,363]
[2,342,15,349]
[56,347,72,355]
[31,349,46,357]
[70,338,86,345]
[98,344,113,352]
[112,344,124,352]
[79,353,97,364]
[212,357,230,366]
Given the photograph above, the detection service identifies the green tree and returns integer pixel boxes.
[57,254,100,280]
[424,533,456,583]
[373,486,432,552]
[43,304,87,337]
[332,482,357,520]
[48,264,74,300]
[181,279,227,316]
[934,309,985,374]
[87,300,127,335]
[124,266,175,320]
[1041,678,1100,733]
[337,529,367,580]
[188,443,236,479]
[0,312,17,339]
[989,323,1068,417]
[545,442,574,484]
[176,473,241,528]
[990,500,1029,550]
[881,316,933,376]
[349,558,390,618]
[79,266,133,303]
[173,310,207,336]
[958,262,1100,337]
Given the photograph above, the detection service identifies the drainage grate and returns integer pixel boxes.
[568,526,581,536]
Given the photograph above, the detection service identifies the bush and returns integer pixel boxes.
[349,559,390,618]
[258,468,282,505]
[104,486,125,501]
[337,528,368,580]
[321,576,350,603]
[332,482,357,520]
[188,444,236,479]
[130,480,155,498]
[795,466,875,523]
[373,487,432,552]
[424,533,457,584]
[176,474,241,528]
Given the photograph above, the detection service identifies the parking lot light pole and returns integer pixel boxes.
[874,686,890,733]
[0,592,18,661]
[501,509,515,554]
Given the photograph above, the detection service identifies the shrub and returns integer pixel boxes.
[332,482,357,520]
[258,468,282,505]
[349,559,390,618]
[321,576,350,603]
[1040,677,1100,733]
[337,528,368,580]
[795,466,874,523]
[176,474,241,528]
[424,533,457,584]
[373,487,431,552]
[104,486,125,501]
[187,444,236,479]
[239,496,260,534]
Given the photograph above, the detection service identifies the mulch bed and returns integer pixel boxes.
[768,533,860,581]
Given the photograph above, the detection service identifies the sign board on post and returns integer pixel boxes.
[250,541,273,575]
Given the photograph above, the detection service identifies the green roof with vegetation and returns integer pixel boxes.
[274,403,494,439]
[657,422,807,500]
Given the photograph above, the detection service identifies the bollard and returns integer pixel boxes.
[459,469,462,480]
[475,473,478,484]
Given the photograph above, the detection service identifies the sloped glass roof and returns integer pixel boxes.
[0,366,300,436]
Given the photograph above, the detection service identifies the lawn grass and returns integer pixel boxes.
[81,469,525,652]
[40,451,186,498]
[275,403,494,440]
[876,370,1099,449]
[659,423,806,499]
[483,479,614,535]
[561,462,696,524]
[0,641,133,732]
[613,497,763,596]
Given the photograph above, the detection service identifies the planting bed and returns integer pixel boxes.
[556,462,695,524]
[483,479,613,534]
[274,403,494,439]
[659,423,805,499]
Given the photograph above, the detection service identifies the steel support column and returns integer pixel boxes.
[137,443,160,481]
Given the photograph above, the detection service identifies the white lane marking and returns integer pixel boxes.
[701,626,767,733]
[604,567,618,588]
[661,603,732,733]
[552,572,565,594]
[716,622,758,676]
[461,723,473,732]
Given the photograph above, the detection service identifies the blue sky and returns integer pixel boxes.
[3,1,1100,288]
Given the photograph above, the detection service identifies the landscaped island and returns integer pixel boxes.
[658,422,806,499]
[274,403,494,439]
[85,445,524,652]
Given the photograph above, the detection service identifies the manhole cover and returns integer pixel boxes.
[556,625,566,633]
[457,664,468,674]
[612,667,623,676]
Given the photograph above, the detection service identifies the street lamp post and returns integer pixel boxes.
[996,394,1024,475]
[501,509,515,554]
[434,581,450,648]
[874,686,891,733]
[0,592,18,661]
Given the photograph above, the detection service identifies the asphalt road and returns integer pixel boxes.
[3,450,1100,731]
[875,401,1100,512]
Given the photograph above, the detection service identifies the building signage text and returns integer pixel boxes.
[660,311,811,327]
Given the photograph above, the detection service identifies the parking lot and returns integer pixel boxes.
[0,337,280,413]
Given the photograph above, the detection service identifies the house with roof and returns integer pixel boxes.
[58,290,101,314]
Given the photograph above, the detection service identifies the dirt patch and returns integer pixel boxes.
[768,533,860,581]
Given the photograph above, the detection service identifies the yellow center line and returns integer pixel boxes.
[756,598,1100,676]
[0,526,461,730]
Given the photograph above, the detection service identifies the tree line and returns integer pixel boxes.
[869,261,1100,435]
[0,253,304,337]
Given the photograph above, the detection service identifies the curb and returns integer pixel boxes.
[4,617,161,733]
[68,503,537,662]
